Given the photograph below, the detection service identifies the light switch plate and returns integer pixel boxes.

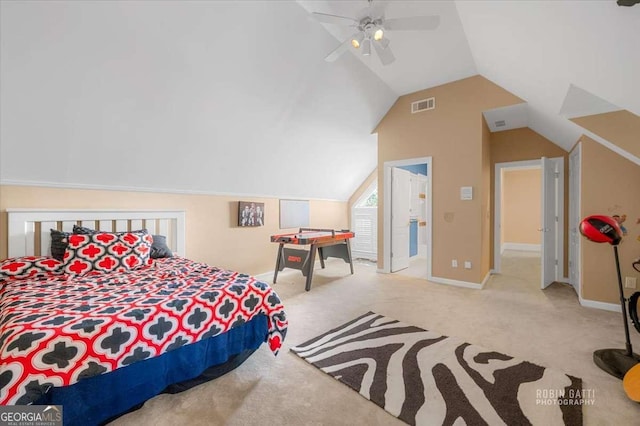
[625,277,637,289]
[461,186,473,200]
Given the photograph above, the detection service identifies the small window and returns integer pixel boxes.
[357,188,377,207]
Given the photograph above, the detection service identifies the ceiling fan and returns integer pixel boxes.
[312,0,440,66]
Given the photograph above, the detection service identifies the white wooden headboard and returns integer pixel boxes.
[6,209,186,258]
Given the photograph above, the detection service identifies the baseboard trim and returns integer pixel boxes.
[480,271,492,289]
[351,250,377,262]
[428,275,483,289]
[502,243,541,253]
[579,298,621,312]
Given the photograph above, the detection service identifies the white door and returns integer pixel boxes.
[391,167,411,272]
[541,157,559,289]
[568,146,581,293]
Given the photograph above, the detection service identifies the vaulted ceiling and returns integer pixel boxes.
[1,1,638,201]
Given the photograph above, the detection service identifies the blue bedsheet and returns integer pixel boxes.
[34,315,268,426]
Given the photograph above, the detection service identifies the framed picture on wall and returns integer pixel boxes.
[238,201,264,227]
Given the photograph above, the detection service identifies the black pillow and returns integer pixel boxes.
[150,235,173,259]
[50,229,71,261]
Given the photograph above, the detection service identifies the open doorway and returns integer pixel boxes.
[498,164,543,288]
[494,157,564,290]
[382,157,432,278]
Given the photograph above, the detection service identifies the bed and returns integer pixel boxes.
[1,209,288,425]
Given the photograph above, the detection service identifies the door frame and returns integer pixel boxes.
[541,156,564,289]
[382,156,432,275]
[493,158,564,281]
[568,143,581,295]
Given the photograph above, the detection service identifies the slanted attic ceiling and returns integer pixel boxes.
[1,1,638,201]
[0,1,396,201]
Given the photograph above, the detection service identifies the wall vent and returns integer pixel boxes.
[494,120,506,128]
[411,97,435,113]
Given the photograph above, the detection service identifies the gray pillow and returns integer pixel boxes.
[150,235,173,259]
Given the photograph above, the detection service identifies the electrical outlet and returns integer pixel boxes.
[451,259,458,268]
[464,261,472,269]
[625,277,637,289]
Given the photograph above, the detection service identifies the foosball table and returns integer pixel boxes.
[270,228,355,291]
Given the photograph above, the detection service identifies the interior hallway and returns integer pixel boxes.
[497,248,544,289]
[112,257,639,426]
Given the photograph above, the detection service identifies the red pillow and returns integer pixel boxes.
[0,256,63,281]
[63,232,153,276]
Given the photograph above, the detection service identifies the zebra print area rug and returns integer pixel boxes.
[291,312,583,426]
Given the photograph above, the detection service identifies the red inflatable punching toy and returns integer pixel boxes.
[579,215,623,245]
[580,214,639,380]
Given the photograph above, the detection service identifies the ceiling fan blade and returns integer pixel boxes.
[325,33,360,62]
[374,39,395,66]
[384,15,440,31]
[312,12,357,26]
[367,0,389,19]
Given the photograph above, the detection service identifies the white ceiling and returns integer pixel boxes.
[483,103,529,133]
[297,0,478,95]
[0,1,396,201]
[1,1,638,201]
[559,84,622,119]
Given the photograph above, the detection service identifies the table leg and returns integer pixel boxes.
[346,239,354,275]
[318,247,326,269]
[273,243,284,283]
[305,243,317,291]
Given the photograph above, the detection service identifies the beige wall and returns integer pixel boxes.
[502,169,541,245]
[571,110,640,160]
[490,127,568,272]
[376,75,523,283]
[0,186,348,276]
[579,136,640,303]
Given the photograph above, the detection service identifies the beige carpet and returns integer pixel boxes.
[111,251,639,425]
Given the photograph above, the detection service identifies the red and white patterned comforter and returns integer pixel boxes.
[0,257,287,405]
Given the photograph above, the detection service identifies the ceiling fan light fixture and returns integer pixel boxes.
[313,4,440,67]
[362,38,371,56]
[351,32,364,49]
